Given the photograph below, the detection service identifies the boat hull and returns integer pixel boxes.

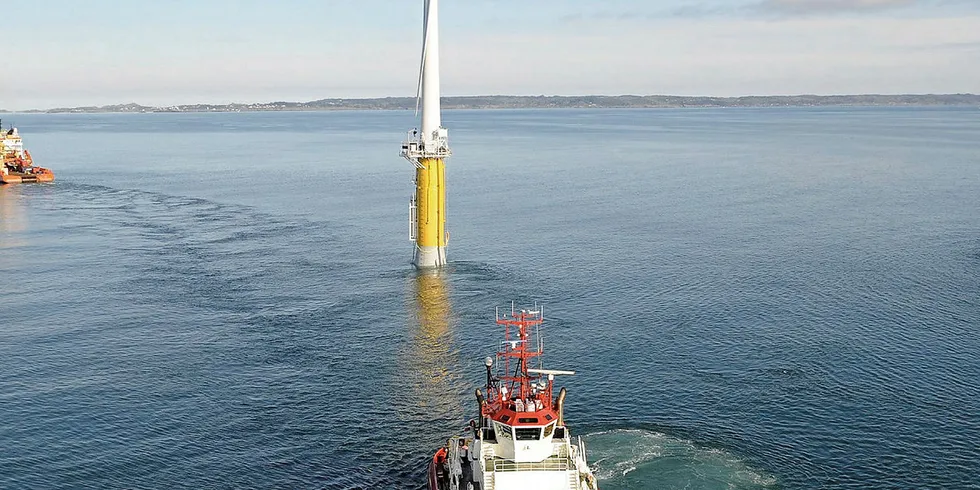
[1,169,55,184]
[428,447,448,490]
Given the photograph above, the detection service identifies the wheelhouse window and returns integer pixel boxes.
[543,422,555,438]
[515,428,541,441]
[496,422,513,439]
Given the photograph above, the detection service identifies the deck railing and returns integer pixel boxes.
[488,456,571,472]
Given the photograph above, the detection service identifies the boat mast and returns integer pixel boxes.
[496,308,545,400]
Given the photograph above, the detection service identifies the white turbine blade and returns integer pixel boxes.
[415,0,429,117]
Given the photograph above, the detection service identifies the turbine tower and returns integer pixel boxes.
[401,0,451,268]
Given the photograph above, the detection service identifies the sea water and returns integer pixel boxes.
[1,107,978,489]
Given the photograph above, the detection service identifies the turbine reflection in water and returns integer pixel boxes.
[396,271,466,442]
[0,185,28,251]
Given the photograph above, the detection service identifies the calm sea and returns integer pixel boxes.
[1,107,978,489]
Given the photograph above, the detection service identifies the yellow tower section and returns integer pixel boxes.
[415,157,447,252]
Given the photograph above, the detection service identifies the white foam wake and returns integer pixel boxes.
[582,429,777,489]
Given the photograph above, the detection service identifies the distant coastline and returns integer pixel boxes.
[3,94,978,114]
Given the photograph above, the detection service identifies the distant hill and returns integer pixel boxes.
[5,94,979,114]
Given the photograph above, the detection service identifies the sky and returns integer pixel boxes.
[3,0,979,110]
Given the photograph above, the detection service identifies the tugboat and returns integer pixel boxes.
[1,124,54,184]
[428,305,598,490]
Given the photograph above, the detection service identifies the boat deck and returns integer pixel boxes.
[478,437,594,490]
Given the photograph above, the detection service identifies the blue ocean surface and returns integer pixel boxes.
[1,107,978,489]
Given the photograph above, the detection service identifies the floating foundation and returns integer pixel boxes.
[400,0,450,268]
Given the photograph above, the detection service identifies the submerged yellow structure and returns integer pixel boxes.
[401,0,450,268]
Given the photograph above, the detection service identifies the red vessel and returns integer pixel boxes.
[428,305,598,490]
[2,126,54,184]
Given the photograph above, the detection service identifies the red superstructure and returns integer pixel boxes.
[481,306,565,433]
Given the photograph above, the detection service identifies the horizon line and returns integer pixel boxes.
[3,92,978,113]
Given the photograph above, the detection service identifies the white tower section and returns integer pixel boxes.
[421,0,442,146]
[416,0,450,157]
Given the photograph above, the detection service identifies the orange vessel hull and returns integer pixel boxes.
[1,168,55,184]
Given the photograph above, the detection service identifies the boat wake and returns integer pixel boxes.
[582,429,776,489]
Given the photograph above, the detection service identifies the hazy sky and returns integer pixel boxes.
[4,0,979,109]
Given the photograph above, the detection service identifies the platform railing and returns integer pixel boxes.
[400,130,451,164]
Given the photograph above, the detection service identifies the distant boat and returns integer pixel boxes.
[1,125,54,184]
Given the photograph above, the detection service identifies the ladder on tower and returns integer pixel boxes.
[409,194,418,241]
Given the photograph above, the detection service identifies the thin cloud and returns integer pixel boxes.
[563,1,931,22]
[671,4,739,18]
[757,0,918,14]
[558,5,737,22]
[911,40,980,51]
[559,10,658,24]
